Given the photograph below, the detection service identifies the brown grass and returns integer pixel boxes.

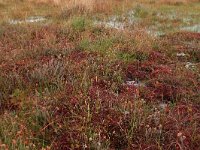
[28,0,132,13]
[158,0,200,4]
[27,0,200,14]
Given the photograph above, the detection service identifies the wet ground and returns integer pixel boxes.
[93,4,200,36]
[8,16,47,24]
[7,3,200,37]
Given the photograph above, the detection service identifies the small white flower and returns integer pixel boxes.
[124,111,130,115]
[159,103,167,110]
[176,52,186,57]
[126,80,136,86]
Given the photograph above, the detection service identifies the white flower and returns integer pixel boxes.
[176,52,186,57]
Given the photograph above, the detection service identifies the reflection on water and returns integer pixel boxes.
[94,6,200,37]
[94,20,125,30]
[181,24,200,33]
[9,16,46,24]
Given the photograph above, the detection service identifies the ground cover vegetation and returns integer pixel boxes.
[0,0,200,149]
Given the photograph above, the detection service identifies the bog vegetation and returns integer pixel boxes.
[0,0,200,150]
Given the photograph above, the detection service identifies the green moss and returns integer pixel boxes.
[118,51,149,62]
[78,37,115,53]
[118,52,136,62]
[78,39,91,51]
[71,17,88,32]
[134,5,149,18]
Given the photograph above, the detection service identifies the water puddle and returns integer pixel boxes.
[94,10,166,37]
[182,18,193,24]
[94,20,125,30]
[185,62,196,69]
[94,8,200,37]
[94,9,140,30]
[125,80,146,87]
[181,24,200,33]
[156,12,178,21]
[146,29,165,37]
[9,16,46,24]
